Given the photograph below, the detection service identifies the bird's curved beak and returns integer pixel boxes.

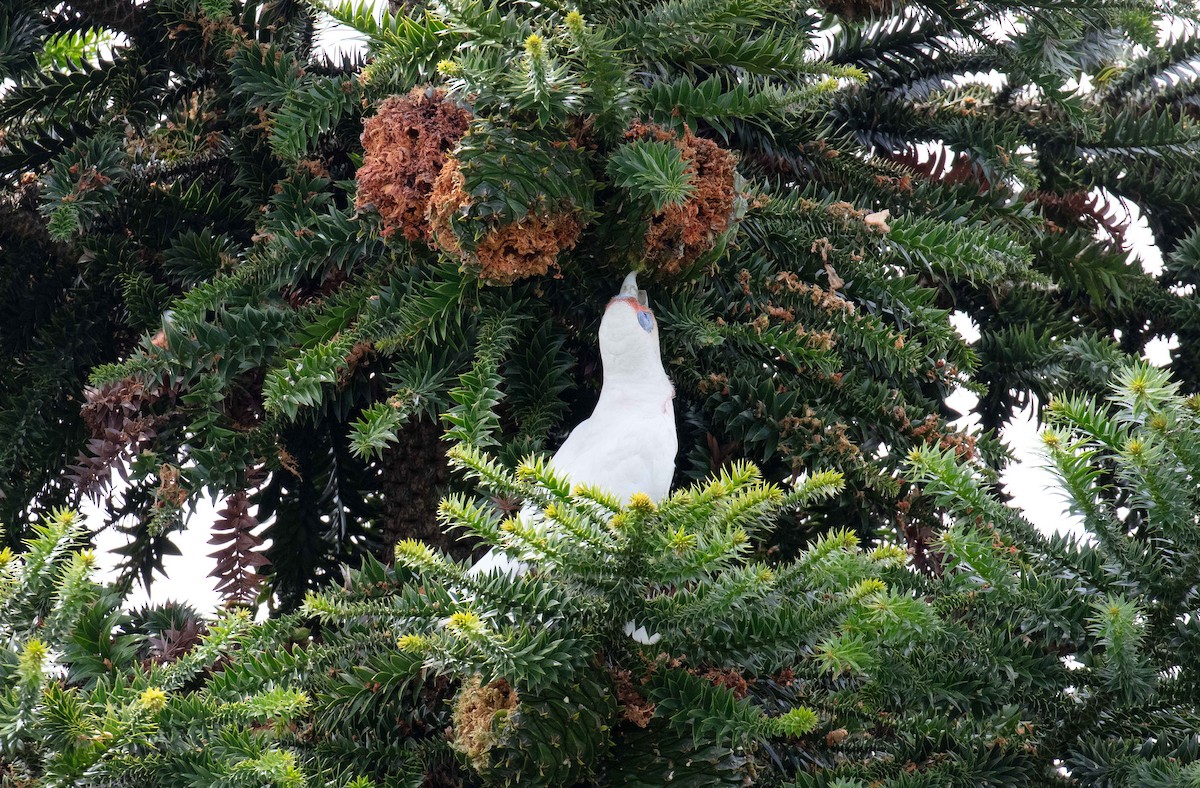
[619,272,638,297]
[618,271,650,308]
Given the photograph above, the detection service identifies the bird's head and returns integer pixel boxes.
[599,272,666,382]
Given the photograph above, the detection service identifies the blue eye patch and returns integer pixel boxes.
[638,311,655,332]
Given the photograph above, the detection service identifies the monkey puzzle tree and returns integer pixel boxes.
[5,2,1200,785]
[1,0,1199,609]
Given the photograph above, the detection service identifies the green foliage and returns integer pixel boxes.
[11,362,1200,784]
[269,75,363,162]
[5,0,1200,782]
[0,513,319,785]
[906,361,1200,786]
[440,313,520,449]
[606,139,695,211]
[0,452,888,785]
[37,28,112,71]
[38,133,125,242]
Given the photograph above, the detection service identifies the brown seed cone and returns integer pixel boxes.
[355,88,471,243]
[428,158,581,285]
[376,418,477,560]
[627,122,737,279]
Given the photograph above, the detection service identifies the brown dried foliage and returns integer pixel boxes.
[767,271,855,316]
[69,379,167,498]
[776,405,861,469]
[699,667,752,700]
[1029,189,1131,246]
[356,88,471,243]
[610,668,655,728]
[340,340,375,386]
[627,122,737,278]
[909,412,978,461]
[156,463,188,508]
[145,614,205,666]
[208,490,270,608]
[897,492,945,578]
[887,146,992,194]
[428,159,581,284]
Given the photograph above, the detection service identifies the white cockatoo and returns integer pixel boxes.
[542,270,677,505]
[468,272,677,643]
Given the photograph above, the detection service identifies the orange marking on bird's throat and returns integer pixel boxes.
[607,295,652,315]
[608,295,656,332]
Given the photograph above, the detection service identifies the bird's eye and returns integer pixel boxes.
[638,311,654,332]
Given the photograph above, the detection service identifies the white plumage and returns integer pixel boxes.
[468,272,678,629]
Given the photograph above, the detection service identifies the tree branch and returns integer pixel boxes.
[63,0,146,37]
